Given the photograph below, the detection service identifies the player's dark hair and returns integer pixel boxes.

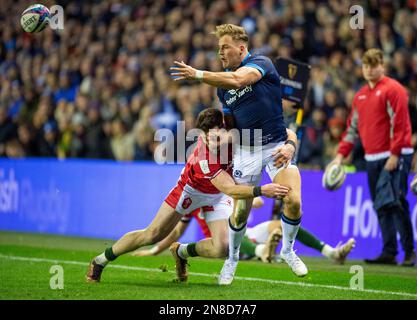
[196,108,224,133]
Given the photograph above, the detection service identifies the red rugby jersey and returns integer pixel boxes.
[338,76,413,160]
[177,137,233,194]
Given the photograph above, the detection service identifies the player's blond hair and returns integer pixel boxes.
[362,48,384,67]
[212,24,249,44]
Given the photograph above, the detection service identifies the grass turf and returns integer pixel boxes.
[1,231,417,300]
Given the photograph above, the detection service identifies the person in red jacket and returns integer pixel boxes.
[330,48,415,266]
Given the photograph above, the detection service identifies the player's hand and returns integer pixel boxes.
[261,183,290,199]
[384,154,399,171]
[170,61,199,81]
[327,154,343,170]
[273,144,295,168]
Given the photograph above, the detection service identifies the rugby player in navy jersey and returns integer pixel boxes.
[170,24,307,284]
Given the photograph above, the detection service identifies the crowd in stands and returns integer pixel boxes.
[1,0,416,171]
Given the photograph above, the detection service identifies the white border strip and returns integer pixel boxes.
[1,254,417,299]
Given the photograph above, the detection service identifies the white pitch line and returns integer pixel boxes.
[1,253,417,299]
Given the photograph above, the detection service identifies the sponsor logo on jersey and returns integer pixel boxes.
[199,160,210,174]
[225,85,253,105]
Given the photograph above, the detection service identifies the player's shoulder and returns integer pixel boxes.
[244,54,276,77]
[246,54,274,68]
[383,76,407,93]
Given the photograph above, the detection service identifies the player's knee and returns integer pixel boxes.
[286,195,301,216]
[213,241,228,258]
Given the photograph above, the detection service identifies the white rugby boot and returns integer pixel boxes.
[218,259,238,285]
[280,250,308,277]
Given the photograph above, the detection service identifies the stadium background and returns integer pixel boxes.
[1,0,417,260]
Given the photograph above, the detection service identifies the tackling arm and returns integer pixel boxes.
[211,170,289,199]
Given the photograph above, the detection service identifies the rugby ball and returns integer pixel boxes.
[322,163,346,191]
[20,4,50,33]
[411,175,417,195]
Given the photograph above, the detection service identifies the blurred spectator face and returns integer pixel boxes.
[75,94,89,113]
[23,88,35,102]
[393,51,407,69]
[135,121,154,148]
[87,107,100,124]
[58,117,70,132]
[312,109,326,128]
[218,35,246,70]
[5,139,25,158]
[46,73,58,90]
[18,125,33,144]
[111,119,125,137]
[328,118,345,140]
[103,120,112,137]
[333,106,348,122]
[43,122,57,144]
[324,90,337,107]
[72,113,87,136]
[122,72,137,91]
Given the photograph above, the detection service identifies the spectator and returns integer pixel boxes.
[110,117,134,161]
[17,123,38,157]
[0,106,17,155]
[84,105,104,159]
[69,113,87,158]
[38,121,58,157]
[322,117,345,166]
[299,109,326,169]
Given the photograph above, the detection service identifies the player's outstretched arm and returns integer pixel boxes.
[132,221,189,257]
[170,61,261,89]
[211,170,289,199]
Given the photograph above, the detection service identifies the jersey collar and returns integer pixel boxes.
[240,52,252,67]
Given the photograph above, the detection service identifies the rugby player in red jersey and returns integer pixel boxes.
[86,108,290,282]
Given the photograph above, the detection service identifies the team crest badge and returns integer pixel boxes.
[288,64,297,79]
[182,197,192,209]
[233,170,243,178]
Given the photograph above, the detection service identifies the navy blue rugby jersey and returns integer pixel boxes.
[217,53,287,146]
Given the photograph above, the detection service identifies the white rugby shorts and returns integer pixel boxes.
[165,183,233,222]
[232,142,298,186]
